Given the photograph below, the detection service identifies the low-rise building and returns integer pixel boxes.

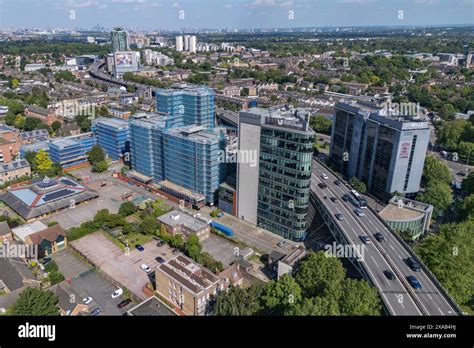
[0,159,31,185]
[157,210,210,243]
[379,196,433,240]
[155,253,222,315]
[25,105,62,126]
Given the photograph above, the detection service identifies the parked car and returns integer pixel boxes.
[90,307,101,316]
[330,197,338,203]
[111,288,123,299]
[156,240,165,247]
[140,264,151,273]
[40,257,52,265]
[373,232,385,243]
[155,256,166,264]
[406,257,420,272]
[216,212,224,218]
[383,270,396,281]
[407,275,422,289]
[117,299,132,309]
[335,213,344,220]
[83,297,93,305]
[277,240,286,247]
[354,208,365,217]
[135,244,144,252]
[359,235,371,244]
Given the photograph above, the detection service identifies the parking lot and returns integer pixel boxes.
[51,249,136,315]
[70,231,174,301]
[202,234,239,267]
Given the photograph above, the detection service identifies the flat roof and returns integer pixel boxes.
[159,180,205,201]
[127,296,177,316]
[158,210,208,232]
[379,204,425,222]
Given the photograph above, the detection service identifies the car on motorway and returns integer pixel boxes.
[335,213,344,220]
[321,173,329,180]
[373,232,385,243]
[318,183,327,189]
[334,180,341,186]
[155,256,166,264]
[90,307,101,316]
[342,194,350,202]
[111,288,123,299]
[83,297,93,305]
[277,240,286,247]
[140,264,151,273]
[330,197,338,203]
[383,270,396,281]
[135,244,144,252]
[407,275,422,289]
[406,257,421,272]
[354,208,365,217]
[117,299,132,309]
[359,235,371,244]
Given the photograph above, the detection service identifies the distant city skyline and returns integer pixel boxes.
[0,0,473,30]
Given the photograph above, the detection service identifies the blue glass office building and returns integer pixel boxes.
[91,118,130,160]
[156,84,215,129]
[163,125,226,203]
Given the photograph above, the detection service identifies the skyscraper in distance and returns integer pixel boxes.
[111,27,128,52]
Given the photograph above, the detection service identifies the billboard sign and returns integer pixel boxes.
[399,141,412,158]
[115,52,134,67]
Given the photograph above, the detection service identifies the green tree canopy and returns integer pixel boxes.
[422,155,452,185]
[118,201,137,217]
[262,274,302,315]
[10,288,59,316]
[295,251,346,299]
[35,149,53,173]
[339,278,382,315]
[415,221,474,305]
[88,145,105,165]
[350,177,367,194]
[417,182,453,218]
[215,283,264,316]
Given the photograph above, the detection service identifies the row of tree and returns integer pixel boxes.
[215,251,382,316]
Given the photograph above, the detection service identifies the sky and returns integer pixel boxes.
[0,0,473,30]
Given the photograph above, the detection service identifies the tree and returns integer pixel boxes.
[170,234,184,249]
[93,160,108,173]
[285,296,340,316]
[14,114,25,129]
[458,194,474,221]
[311,115,333,134]
[35,149,53,173]
[462,173,474,195]
[339,278,382,316]
[416,221,474,305]
[185,234,202,261]
[295,251,346,299]
[5,110,16,125]
[10,288,59,316]
[261,274,302,315]
[215,283,264,316]
[88,145,105,165]
[140,215,158,235]
[23,117,41,131]
[417,182,453,218]
[75,114,92,132]
[24,150,38,171]
[119,201,137,217]
[349,177,367,194]
[438,120,468,150]
[51,120,62,132]
[438,103,457,120]
[422,155,451,185]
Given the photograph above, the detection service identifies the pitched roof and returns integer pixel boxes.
[0,221,11,236]
[25,224,66,245]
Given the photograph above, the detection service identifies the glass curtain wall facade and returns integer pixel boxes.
[92,118,130,160]
[257,128,313,241]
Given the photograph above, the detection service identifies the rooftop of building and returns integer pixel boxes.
[157,253,220,296]
[0,159,30,174]
[158,180,205,201]
[165,125,224,144]
[0,176,98,220]
[127,296,178,316]
[92,117,130,129]
[335,101,429,130]
[19,129,50,141]
[156,83,214,97]
[379,196,433,222]
[158,210,208,232]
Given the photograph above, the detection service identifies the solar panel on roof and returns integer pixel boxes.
[60,178,77,187]
[12,162,18,168]
[3,165,9,170]
[43,188,75,202]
